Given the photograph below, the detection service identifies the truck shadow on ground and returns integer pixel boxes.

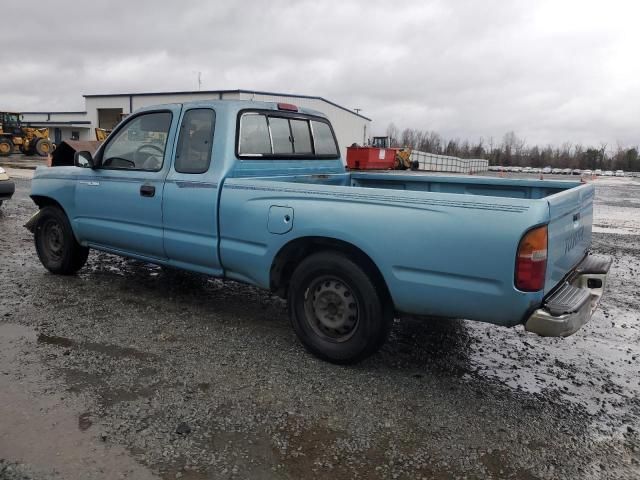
[379,315,476,376]
[39,252,508,382]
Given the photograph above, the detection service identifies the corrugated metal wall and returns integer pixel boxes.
[34,92,371,155]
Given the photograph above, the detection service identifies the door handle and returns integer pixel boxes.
[140,184,156,197]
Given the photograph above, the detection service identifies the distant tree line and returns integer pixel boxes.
[385,123,640,171]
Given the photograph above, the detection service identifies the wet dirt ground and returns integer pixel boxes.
[0,169,638,479]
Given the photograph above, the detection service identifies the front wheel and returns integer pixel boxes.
[34,206,89,274]
[288,251,393,364]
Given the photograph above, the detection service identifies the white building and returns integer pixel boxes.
[22,89,371,158]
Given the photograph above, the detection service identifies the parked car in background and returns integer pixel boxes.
[572,169,582,175]
[615,170,625,177]
[512,166,522,172]
[25,99,612,363]
[0,167,15,207]
[562,168,572,175]
[542,167,552,174]
[604,170,614,176]
[583,169,593,176]
[595,169,602,176]
[523,167,532,173]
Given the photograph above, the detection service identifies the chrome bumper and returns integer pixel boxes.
[525,254,612,337]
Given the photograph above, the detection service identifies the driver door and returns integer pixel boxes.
[73,107,181,260]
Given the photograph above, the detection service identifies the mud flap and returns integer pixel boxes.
[24,210,42,233]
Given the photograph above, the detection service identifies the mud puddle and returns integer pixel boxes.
[0,322,159,480]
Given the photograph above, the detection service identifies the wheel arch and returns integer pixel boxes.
[270,236,394,309]
[31,194,65,211]
[29,195,80,240]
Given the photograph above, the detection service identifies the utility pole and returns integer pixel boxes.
[354,108,362,115]
[197,71,202,91]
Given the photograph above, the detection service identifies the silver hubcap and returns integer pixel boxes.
[304,276,359,342]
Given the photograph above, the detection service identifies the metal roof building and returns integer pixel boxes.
[22,89,371,159]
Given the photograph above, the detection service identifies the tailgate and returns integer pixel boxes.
[545,183,594,294]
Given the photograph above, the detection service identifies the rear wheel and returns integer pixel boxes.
[34,138,53,157]
[34,206,89,274]
[288,251,393,364]
[0,138,12,156]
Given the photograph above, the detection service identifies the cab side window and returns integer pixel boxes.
[102,112,172,171]
[175,109,215,174]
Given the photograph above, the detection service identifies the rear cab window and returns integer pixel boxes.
[237,110,339,159]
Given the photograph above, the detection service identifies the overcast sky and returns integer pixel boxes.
[2,0,638,148]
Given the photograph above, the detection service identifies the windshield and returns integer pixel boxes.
[2,113,20,126]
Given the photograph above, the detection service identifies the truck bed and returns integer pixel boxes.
[220,169,593,325]
[349,171,577,199]
[255,169,581,199]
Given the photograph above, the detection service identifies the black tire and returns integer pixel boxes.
[0,138,12,157]
[34,206,89,275]
[34,138,53,157]
[288,251,393,364]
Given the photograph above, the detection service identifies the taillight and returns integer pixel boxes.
[515,225,548,291]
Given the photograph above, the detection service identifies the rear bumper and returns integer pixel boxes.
[0,179,15,200]
[524,254,612,337]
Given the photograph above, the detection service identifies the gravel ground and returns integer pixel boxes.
[0,171,639,479]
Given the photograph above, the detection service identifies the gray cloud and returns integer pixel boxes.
[1,0,638,148]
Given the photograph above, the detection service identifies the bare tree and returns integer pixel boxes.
[382,124,638,170]
[386,123,399,147]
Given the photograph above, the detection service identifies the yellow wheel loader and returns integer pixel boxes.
[0,112,54,157]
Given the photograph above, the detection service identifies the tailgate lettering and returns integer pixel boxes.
[564,226,585,254]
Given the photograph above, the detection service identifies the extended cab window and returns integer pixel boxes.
[175,109,215,174]
[311,120,338,156]
[238,112,338,158]
[101,112,171,171]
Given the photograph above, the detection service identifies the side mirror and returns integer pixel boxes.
[74,151,95,169]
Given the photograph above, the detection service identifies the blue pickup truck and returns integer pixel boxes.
[27,100,611,363]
